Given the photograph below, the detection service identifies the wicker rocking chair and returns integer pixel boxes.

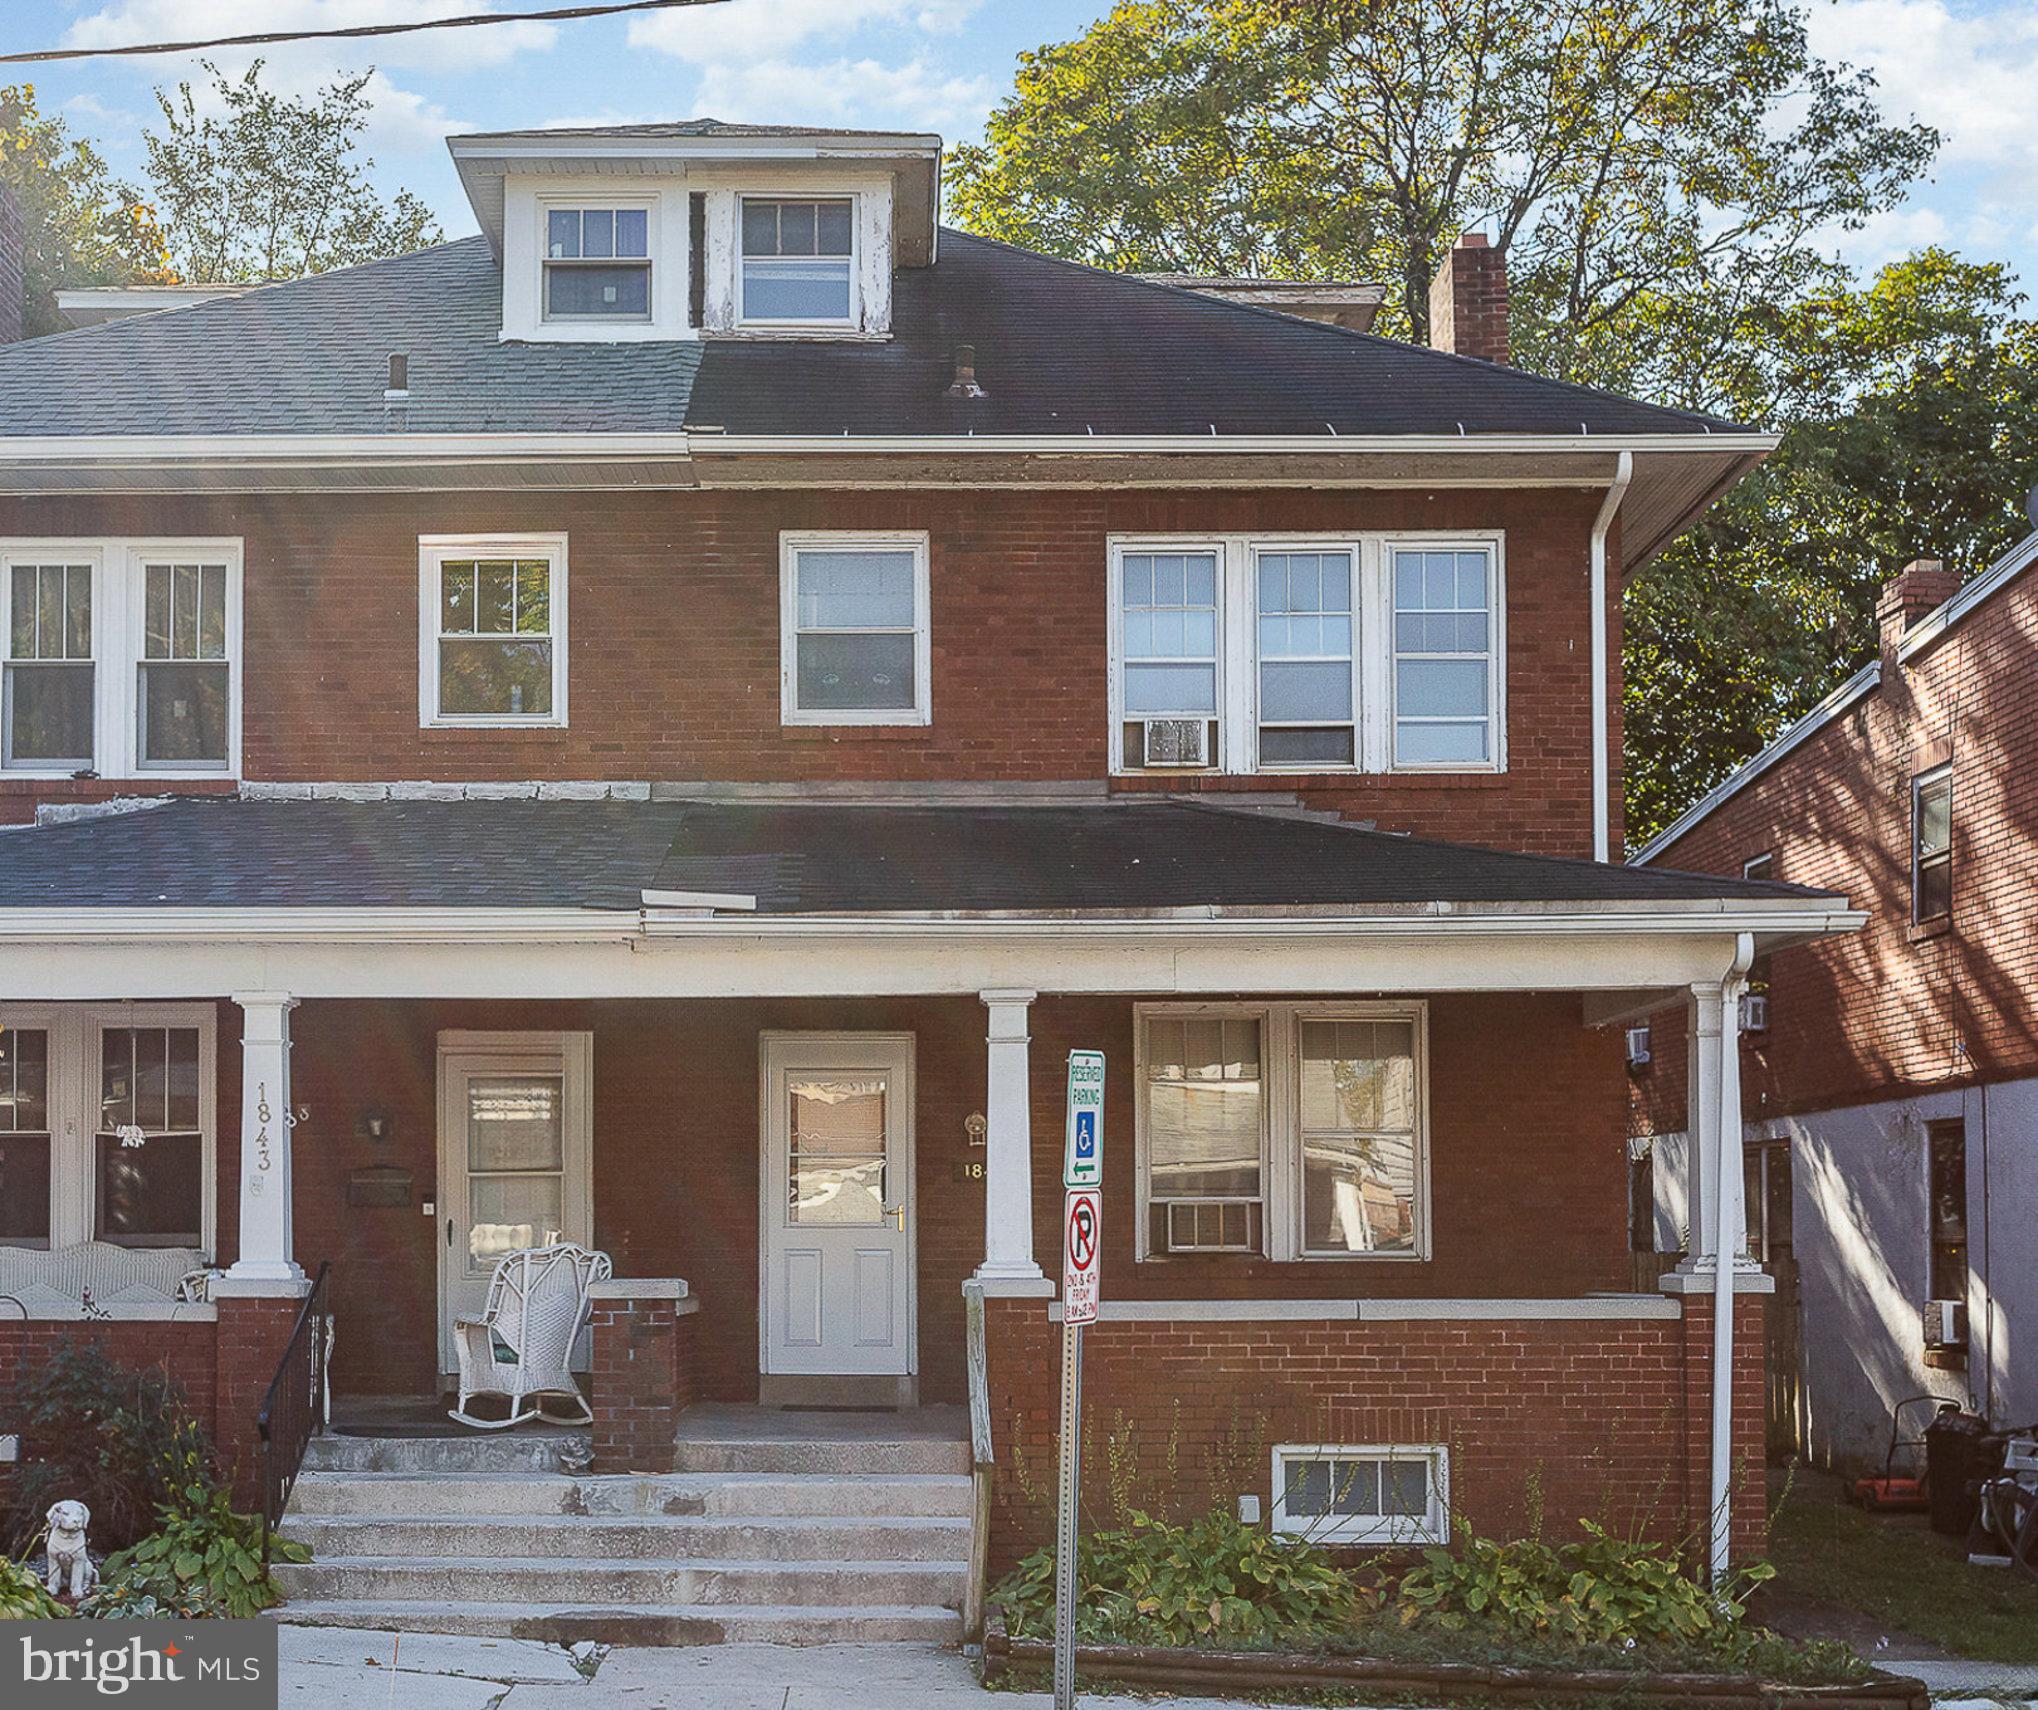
[449,1242,611,1429]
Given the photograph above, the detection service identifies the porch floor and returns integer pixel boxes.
[327,1396,969,1448]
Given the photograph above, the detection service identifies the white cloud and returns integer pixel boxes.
[692,56,994,133]
[63,1,557,73]
[628,0,980,66]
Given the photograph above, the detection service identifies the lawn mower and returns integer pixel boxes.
[1850,1395,1952,1511]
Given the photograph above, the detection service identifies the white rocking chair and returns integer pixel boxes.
[449,1241,612,1430]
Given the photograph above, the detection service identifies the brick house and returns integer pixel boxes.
[0,120,1846,1637]
[1629,547,2038,1472]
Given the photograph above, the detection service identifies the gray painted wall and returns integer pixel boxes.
[1647,1075,2036,1472]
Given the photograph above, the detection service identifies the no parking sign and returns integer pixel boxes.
[1062,1188,1101,1326]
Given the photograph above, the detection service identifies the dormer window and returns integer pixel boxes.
[543,205,651,322]
[741,197,855,325]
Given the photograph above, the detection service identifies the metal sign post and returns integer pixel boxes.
[1054,1052,1103,1710]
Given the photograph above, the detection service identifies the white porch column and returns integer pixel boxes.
[225,992,303,1283]
[1678,978,1749,1272]
[975,988,1048,1289]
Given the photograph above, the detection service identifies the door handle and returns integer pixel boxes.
[882,1203,906,1231]
[446,1217,453,1248]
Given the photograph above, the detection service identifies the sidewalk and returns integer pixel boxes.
[276,1630,1342,1710]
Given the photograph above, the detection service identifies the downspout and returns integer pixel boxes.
[1709,930,1755,1587]
[1590,451,1635,864]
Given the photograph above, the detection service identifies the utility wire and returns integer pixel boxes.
[0,0,732,66]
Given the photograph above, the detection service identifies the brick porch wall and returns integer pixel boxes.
[589,1292,697,1472]
[980,1292,1767,1580]
[0,1319,220,1439]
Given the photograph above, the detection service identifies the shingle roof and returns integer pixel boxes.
[0,239,700,436]
[0,796,1830,914]
[0,231,1738,441]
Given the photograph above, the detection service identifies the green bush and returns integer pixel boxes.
[993,1507,1364,1647]
[1397,1519,1772,1650]
[5,1343,210,1553]
[97,1483,307,1620]
[0,1556,67,1619]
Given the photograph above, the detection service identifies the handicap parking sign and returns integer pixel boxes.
[1064,1050,1104,1188]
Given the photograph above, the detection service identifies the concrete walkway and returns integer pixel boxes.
[275,1630,1339,1710]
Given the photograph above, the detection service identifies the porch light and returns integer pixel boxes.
[357,1104,395,1146]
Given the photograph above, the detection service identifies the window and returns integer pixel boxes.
[4,561,93,769]
[1271,1444,1449,1545]
[1627,1136,1656,1253]
[1109,535,1503,775]
[1,542,238,777]
[1913,766,1952,921]
[1743,1138,1792,1267]
[0,1026,52,1246]
[779,533,930,725]
[1927,1120,1966,1302]
[96,1026,203,1247]
[1742,852,1774,882]
[0,1005,214,1255]
[543,205,650,321]
[1257,550,1355,767]
[419,537,567,727]
[741,197,854,324]
[1391,545,1497,766]
[1137,1002,1428,1262]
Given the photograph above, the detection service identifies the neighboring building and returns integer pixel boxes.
[0,118,1841,1638]
[1630,547,2038,1472]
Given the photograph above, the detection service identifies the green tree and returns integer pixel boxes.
[131,60,441,282]
[1,84,172,338]
[1625,252,2038,846]
[950,0,1935,405]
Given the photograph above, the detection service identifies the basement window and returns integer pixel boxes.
[1270,1444,1449,1545]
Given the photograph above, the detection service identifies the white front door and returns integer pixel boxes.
[760,1033,916,1377]
[436,1032,593,1375]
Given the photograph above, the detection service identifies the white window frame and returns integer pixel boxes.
[1912,763,1953,922]
[778,530,932,727]
[736,194,862,332]
[1269,1442,1450,1546]
[538,196,656,327]
[3,548,100,775]
[0,1003,218,1258]
[1133,1000,1432,1264]
[1,539,242,781]
[418,534,570,730]
[498,178,691,344]
[1107,533,1505,776]
[1742,852,1774,882]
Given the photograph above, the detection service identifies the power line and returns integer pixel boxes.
[0,0,732,66]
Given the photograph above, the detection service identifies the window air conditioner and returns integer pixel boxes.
[1922,1298,1967,1349]
[1625,1025,1652,1069]
[1140,718,1209,768]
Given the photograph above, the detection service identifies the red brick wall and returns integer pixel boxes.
[590,1296,695,1472]
[1428,234,1510,365]
[283,991,1629,1400]
[0,487,1621,857]
[0,1320,219,1440]
[982,1292,1766,1577]
[1633,559,2038,1133]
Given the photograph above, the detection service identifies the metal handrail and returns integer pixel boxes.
[256,1260,331,1563]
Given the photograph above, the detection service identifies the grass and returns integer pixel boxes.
[1767,1476,2038,1664]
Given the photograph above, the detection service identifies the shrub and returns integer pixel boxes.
[0,1555,67,1619]
[1396,1519,1773,1651]
[5,1343,209,1553]
[994,1507,1364,1647]
[96,1483,307,1620]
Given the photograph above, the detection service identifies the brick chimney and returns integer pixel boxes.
[1877,559,1960,651]
[0,181,24,346]
[1428,230,1508,364]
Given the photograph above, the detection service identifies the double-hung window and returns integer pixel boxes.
[1109,535,1503,774]
[4,559,93,769]
[0,1024,52,1246]
[97,1025,204,1248]
[1913,765,1952,922]
[1138,1002,1429,1262]
[544,205,651,322]
[1,541,238,777]
[779,532,930,725]
[740,197,855,325]
[419,537,568,727]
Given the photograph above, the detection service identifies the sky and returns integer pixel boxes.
[8,0,2038,289]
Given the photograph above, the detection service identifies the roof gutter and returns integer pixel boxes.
[1590,451,1633,863]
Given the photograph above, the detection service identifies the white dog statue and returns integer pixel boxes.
[44,1499,97,1600]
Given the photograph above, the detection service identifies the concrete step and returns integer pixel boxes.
[279,1513,971,1563]
[273,1599,965,1644]
[288,1469,974,1519]
[670,1434,969,1478]
[301,1434,571,1475]
[270,1555,965,1609]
